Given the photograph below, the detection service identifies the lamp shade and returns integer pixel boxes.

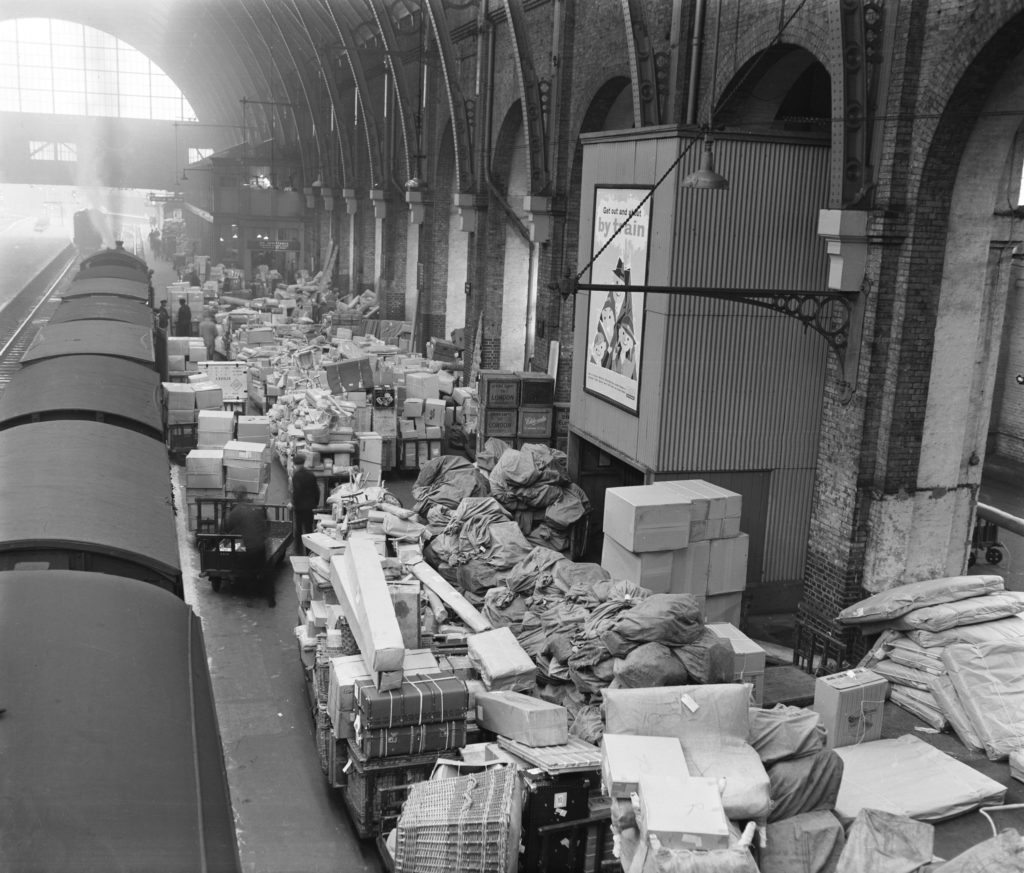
[681,137,729,190]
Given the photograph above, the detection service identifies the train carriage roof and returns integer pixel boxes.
[74,264,150,283]
[0,355,164,438]
[79,247,149,274]
[0,421,180,579]
[21,321,155,367]
[49,295,154,328]
[0,570,240,873]
[62,276,150,302]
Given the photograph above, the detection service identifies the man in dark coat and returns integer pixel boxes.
[223,487,273,606]
[289,453,320,555]
[155,300,170,331]
[175,297,192,337]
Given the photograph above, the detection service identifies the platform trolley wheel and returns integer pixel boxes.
[986,544,1005,566]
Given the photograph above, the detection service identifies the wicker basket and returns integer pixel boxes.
[315,703,332,776]
[393,767,517,873]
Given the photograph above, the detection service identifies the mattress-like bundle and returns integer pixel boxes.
[942,639,1024,761]
[837,575,1004,626]
[888,591,1024,632]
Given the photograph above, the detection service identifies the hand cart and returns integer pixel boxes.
[194,497,293,592]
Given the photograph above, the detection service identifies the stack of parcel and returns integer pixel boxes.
[281,444,1022,873]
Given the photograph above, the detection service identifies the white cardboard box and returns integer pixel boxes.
[601,734,689,797]
[603,485,692,553]
[707,533,749,595]
[670,539,711,596]
[637,774,730,852]
[813,668,888,748]
[707,622,766,705]
[600,535,675,594]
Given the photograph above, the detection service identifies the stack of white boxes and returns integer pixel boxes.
[223,439,271,495]
[186,340,207,371]
[197,409,235,450]
[163,382,197,429]
[357,431,383,483]
[166,337,190,377]
[601,480,749,626]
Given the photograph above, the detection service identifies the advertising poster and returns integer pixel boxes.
[584,185,650,415]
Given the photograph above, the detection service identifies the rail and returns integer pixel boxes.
[976,502,1024,538]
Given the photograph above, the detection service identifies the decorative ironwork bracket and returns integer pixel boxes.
[576,282,862,397]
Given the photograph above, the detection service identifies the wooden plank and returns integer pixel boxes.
[406,559,491,633]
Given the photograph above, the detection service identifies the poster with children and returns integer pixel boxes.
[584,186,650,414]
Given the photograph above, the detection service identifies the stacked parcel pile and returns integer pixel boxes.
[600,481,748,625]
[839,574,1024,757]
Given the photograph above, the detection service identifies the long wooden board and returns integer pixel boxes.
[406,560,491,633]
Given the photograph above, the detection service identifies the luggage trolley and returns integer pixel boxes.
[194,497,293,592]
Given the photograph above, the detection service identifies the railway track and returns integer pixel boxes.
[0,252,77,394]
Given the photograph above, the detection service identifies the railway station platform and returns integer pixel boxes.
[150,243,1024,870]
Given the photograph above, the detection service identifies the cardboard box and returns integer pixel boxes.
[707,622,767,706]
[168,354,187,373]
[423,397,446,427]
[603,485,692,552]
[637,774,730,852]
[198,409,236,432]
[475,691,569,747]
[223,440,271,463]
[163,382,196,409]
[402,397,425,418]
[236,415,270,442]
[670,539,711,596]
[357,432,383,463]
[467,627,536,692]
[405,371,440,399]
[812,668,888,748]
[707,533,750,595]
[192,381,223,409]
[303,532,346,560]
[601,734,689,798]
[600,535,676,594]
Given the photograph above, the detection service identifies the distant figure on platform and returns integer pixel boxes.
[155,300,170,331]
[186,267,200,287]
[289,453,320,556]
[223,487,273,606]
[199,313,218,360]
[175,297,192,337]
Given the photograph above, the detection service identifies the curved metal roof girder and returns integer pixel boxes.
[423,0,476,194]
[259,0,323,179]
[500,0,550,196]
[367,0,418,186]
[284,0,348,188]
[323,0,386,191]
[620,0,662,127]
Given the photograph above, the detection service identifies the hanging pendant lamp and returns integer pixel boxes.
[681,133,729,190]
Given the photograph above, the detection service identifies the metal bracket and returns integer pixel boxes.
[577,281,862,398]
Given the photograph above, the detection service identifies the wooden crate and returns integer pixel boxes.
[341,741,439,839]
[477,370,520,408]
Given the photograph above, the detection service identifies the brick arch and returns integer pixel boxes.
[696,7,833,130]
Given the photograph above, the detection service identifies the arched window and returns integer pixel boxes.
[0,18,196,121]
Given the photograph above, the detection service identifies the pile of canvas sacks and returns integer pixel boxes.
[839,574,1024,761]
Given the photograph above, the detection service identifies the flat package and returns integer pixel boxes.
[812,668,888,748]
[354,672,468,729]
[942,638,1024,760]
[836,575,1004,625]
[833,734,1006,822]
[467,626,536,691]
[637,774,729,852]
[475,690,569,747]
[601,734,688,797]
